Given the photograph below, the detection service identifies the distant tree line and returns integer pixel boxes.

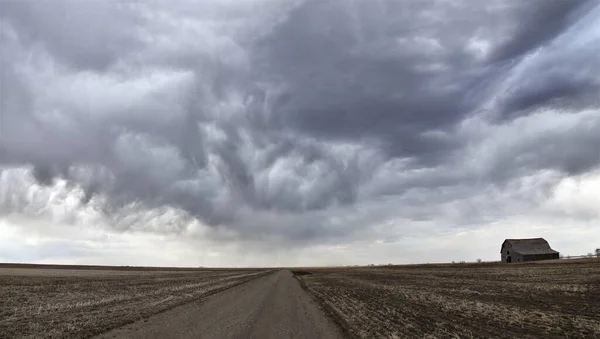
[560,248,600,259]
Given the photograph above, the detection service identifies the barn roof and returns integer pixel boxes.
[500,238,559,255]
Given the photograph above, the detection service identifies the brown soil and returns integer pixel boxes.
[295,261,600,338]
[0,266,270,338]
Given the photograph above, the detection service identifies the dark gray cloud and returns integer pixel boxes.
[1,1,143,71]
[1,0,600,252]
[489,0,593,63]
[253,0,480,164]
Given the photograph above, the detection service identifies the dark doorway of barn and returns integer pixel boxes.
[506,256,511,263]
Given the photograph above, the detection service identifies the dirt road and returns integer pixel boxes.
[95,270,344,339]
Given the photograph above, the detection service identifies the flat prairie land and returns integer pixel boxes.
[294,259,600,339]
[0,264,269,339]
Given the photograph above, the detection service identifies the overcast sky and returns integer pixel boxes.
[1,0,599,267]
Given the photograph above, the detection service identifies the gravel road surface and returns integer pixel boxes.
[95,269,344,339]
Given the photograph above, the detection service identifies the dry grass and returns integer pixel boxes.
[294,260,600,339]
[0,265,270,338]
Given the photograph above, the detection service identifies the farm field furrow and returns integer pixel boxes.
[294,260,600,339]
[0,267,270,339]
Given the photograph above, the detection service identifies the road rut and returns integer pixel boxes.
[95,269,344,339]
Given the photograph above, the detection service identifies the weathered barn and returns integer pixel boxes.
[500,238,559,263]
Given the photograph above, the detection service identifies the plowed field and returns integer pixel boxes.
[294,260,600,338]
[0,266,269,338]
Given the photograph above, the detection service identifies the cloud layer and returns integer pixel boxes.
[1,0,600,265]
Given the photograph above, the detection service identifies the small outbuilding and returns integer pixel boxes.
[500,238,559,263]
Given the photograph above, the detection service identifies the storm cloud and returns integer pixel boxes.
[1,0,600,265]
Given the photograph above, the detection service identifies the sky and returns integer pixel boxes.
[1,0,599,267]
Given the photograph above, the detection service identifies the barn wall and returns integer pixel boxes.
[501,243,511,262]
[501,243,522,263]
[521,253,559,262]
[513,253,523,262]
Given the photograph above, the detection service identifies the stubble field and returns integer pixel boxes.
[0,264,269,339]
[294,259,600,339]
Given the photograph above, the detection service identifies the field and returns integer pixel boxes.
[0,264,269,339]
[294,259,600,339]
[3,260,600,339]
